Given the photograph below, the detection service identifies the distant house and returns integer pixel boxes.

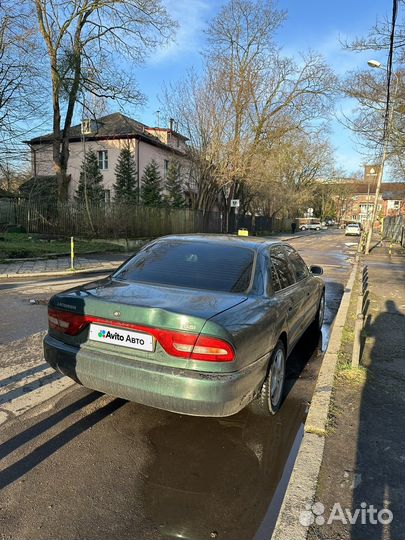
[25,113,191,202]
[339,181,405,225]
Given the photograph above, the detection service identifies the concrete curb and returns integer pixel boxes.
[0,264,118,280]
[271,255,359,540]
[0,250,125,263]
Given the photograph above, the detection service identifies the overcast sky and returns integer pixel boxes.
[133,0,394,177]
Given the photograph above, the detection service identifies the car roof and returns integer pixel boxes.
[158,233,283,250]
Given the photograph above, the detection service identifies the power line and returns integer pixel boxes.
[383,0,398,142]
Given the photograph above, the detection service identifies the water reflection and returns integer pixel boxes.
[143,328,323,540]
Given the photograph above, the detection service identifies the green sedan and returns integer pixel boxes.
[44,235,324,417]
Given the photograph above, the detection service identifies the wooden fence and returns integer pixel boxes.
[383,215,405,247]
[0,200,223,238]
[0,199,293,238]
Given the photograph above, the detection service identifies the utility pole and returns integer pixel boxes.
[365,62,400,255]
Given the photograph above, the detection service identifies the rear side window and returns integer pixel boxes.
[113,240,254,293]
[269,245,295,290]
[284,245,309,282]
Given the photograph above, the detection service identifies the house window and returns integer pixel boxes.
[104,189,111,204]
[387,199,401,210]
[164,159,169,179]
[98,150,108,170]
[359,203,373,214]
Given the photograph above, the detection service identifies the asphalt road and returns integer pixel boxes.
[0,230,357,540]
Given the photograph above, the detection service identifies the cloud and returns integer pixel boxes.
[149,0,214,64]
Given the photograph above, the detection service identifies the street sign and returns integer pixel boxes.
[230,199,240,208]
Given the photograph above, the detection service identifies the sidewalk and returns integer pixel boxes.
[0,252,130,278]
[0,231,317,279]
[308,242,405,539]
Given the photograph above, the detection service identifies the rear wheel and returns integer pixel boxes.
[314,292,325,330]
[250,340,286,416]
[300,226,307,231]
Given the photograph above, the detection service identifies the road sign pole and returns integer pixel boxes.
[70,236,75,271]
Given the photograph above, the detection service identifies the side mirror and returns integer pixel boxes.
[310,265,323,275]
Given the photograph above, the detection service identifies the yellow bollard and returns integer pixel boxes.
[70,236,75,271]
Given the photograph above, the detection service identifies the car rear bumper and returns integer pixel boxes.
[44,334,268,417]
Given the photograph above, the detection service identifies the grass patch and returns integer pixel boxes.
[305,425,328,437]
[341,326,355,344]
[0,233,125,260]
[337,365,368,386]
[323,264,367,429]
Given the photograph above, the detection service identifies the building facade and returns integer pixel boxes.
[26,113,192,202]
[339,181,405,225]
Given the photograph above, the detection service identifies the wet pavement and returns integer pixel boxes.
[0,230,356,539]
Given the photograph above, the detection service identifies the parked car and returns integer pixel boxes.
[345,223,362,236]
[44,235,325,417]
[297,218,322,231]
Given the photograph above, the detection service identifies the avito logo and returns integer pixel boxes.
[97,329,125,341]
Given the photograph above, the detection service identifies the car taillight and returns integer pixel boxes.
[48,307,234,362]
[190,335,234,361]
[156,330,234,362]
[48,308,88,336]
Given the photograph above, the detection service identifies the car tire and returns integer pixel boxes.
[300,226,307,231]
[316,227,320,231]
[250,340,286,416]
[313,291,325,330]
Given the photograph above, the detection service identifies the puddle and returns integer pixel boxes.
[137,328,326,540]
[137,283,342,539]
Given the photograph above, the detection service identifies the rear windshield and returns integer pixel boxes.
[113,240,254,293]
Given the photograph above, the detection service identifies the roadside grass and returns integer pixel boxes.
[326,263,370,429]
[337,364,368,386]
[0,233,125,260]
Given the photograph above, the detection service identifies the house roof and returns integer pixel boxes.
[146,127,188,141]
[381,183,405,200]
[349,181,405,198]
[25,112,188,154]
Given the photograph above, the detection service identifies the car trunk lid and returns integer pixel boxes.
[49,278,247,367]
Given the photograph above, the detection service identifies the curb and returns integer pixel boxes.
[0,250,125,263]
[271,255,359,540]
[0,264,118,280]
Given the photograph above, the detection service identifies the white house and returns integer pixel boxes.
[26,112,192,202]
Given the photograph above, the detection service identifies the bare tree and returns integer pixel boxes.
[163,0,337,218]
[33,0,176,200]
[342,2,405,179]
[0,2,44,164]
[247,132,336,219]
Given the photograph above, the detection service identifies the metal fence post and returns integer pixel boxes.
[352,264,368,367]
